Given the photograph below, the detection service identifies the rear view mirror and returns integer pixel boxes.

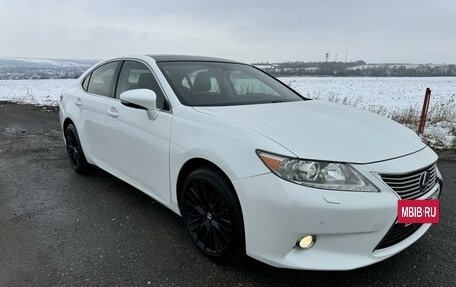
[120,89,158,120]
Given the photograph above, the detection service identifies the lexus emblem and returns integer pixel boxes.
[419,171,430,190]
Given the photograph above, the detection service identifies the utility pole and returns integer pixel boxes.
[345,51,348,63]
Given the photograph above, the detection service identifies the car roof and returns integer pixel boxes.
[147,54,243,64]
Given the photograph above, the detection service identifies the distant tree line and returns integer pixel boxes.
[2,58,456,79]
[254,61,456,77]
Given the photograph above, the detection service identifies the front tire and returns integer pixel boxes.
[181,166,245,263]
[65,123,91,174]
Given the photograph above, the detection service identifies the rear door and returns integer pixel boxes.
[80,61,120,166]
[104,60,172,203]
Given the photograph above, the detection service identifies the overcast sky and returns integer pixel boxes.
[0,0,455,63]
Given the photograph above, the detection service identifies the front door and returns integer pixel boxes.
[104,60,172,203]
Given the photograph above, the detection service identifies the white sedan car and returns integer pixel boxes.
[59,55,442,270]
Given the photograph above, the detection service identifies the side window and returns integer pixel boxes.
[87,62,119,97]
[116,61,168,110]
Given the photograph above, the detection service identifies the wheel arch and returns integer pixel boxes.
[62,117,74,134]
[175,157,239,213]
[61,116,93,165]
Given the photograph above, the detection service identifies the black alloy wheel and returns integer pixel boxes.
[181,166,245,263]
[65,123,91,174]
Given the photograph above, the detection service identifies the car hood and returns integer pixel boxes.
[194,100,426,164]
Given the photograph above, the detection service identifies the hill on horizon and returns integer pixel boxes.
[0,57,98,80]
[1,57,456,79]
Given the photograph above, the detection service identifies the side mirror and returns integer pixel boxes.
[120,89,158,120]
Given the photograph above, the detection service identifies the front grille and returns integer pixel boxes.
[375,223,422,250]
[380,164,437,199]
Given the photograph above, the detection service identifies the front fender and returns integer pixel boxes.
[169,106,294,205]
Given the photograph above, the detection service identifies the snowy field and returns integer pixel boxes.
[2,77,455,108]
[0,77,455,148]
[0,79,75,106]
[282,77,456,110]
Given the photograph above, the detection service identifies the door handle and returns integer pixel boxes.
[107,107,119,118]
[74,98,82,107]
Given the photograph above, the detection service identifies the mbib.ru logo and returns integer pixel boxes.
[397,200,439,223]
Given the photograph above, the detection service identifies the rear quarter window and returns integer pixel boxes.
[87,62,119,97]
[81,74,91,91]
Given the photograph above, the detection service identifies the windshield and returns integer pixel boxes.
[157,61,306,106]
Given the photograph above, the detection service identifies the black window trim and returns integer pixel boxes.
[81,73,91,92]
[112,61,123,98]
[80,73,89,91]
[113,60,124,100]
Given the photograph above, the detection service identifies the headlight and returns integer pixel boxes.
[257,150,379,192]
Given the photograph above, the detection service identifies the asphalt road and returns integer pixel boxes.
[1,102,455,286]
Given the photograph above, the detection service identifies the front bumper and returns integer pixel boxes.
[232,146,440,270]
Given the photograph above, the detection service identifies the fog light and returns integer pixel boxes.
[296,235,316,249]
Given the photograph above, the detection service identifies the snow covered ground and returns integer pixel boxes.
[281,77,456,110]
[1,77,455,148]
[0,79,75,106]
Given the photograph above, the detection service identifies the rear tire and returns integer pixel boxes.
[180,166,245,263]
[65,123,91,174]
